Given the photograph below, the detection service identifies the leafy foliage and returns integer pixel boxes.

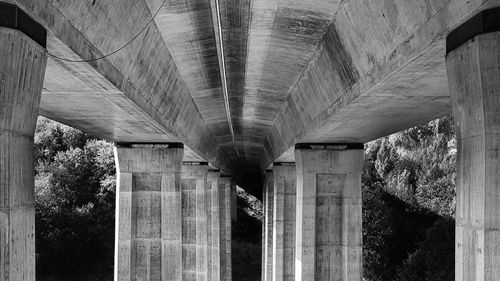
[35,117,115,281]
[362,116,456,281]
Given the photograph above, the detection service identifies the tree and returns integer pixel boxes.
[362,116,456,281]
[34,117,116,281]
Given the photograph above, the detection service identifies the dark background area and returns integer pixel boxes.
[34,115,456,281]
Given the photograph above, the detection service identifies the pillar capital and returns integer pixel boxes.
[446,8,500,55]
[0,2,47,48]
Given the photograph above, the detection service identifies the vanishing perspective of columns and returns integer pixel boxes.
[262,171,274,281]
[0,7,47,281]
[294,144,363,281]
[219,176,233,281]
[446,10,500,281]
[114,144,184,281]
[272,164,296,281]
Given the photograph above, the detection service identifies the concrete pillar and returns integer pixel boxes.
[262,171,274,281]
[446,11,500,280]
[182,163,209,281]
[272,164,296,281]
[208,170,222,281]
[294,144,363,281]
[114,143,183,281]
[219,176,232,281]
[0,5,47,280]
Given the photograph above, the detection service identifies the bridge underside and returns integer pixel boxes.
[2,1,500,281]
[7,0,497,185]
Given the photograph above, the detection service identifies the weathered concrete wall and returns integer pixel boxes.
[262,171,274,281]
[272,165,296,281]
[447,31,500,281]
[294,147,363,281]
[0,27,47,281]
[114,144,183,281]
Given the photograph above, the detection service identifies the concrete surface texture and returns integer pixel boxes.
[219,176,233,281]
[447,31,500,281]
[272,164,296,281]
[114,147,231,281]
[6,0,499,180]
[114,145,184,281]
[4,1,500,281]
[0,27,47,281]
[262,171,274,281]
[294,148,363,281]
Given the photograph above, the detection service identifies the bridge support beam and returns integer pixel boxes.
[272,164,296,281]
[294,144,363,281]
[447,13,500,280]
[219,176,233,281]
[0,8,47,281]
[114,144,184,281]
[262,171,274,281]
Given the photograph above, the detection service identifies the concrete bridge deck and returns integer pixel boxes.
[10,0,498,178]
[2,1,500,281]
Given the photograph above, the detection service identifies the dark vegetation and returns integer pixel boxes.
[362,116,456,281]
[34,116,456,281]
[35,117,115,281]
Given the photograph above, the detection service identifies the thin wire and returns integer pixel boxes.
[48,0,168,63]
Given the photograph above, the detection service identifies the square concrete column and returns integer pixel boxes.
[0,6,47,281]
[272,164,296,281]
[446,12,500,280]
[114,143,183,281]
[182,163,209,281]
[262,171,274,281]
[208,170,222,281]
[219,176,232,281]
[294,144,363,281]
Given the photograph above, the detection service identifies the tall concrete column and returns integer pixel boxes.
[446,10,500,281]
[208,170,222,281]
[272,164,296,281]
[0,5,47,281]
[262,171,274,281]
[219,176,232,281]
[294,144,363,281]
[182,162,209,281]
[114,143,183,281]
